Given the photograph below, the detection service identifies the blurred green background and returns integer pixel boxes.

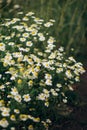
[0,0,87,63]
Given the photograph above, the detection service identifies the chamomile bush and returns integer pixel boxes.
[0,12,85,130]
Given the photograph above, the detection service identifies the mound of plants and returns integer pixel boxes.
[0,12,85,130]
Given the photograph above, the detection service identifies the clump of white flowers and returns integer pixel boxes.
[0,11,85,130]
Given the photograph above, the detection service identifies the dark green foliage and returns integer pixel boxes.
[1,0,86,62]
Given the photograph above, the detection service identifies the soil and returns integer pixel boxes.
[52,65,87,130]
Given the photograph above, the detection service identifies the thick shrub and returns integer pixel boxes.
[0,12,85,130]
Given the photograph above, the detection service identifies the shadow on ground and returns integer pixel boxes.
[51,65,87,130]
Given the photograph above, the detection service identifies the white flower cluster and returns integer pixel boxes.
[0,11,85,130]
